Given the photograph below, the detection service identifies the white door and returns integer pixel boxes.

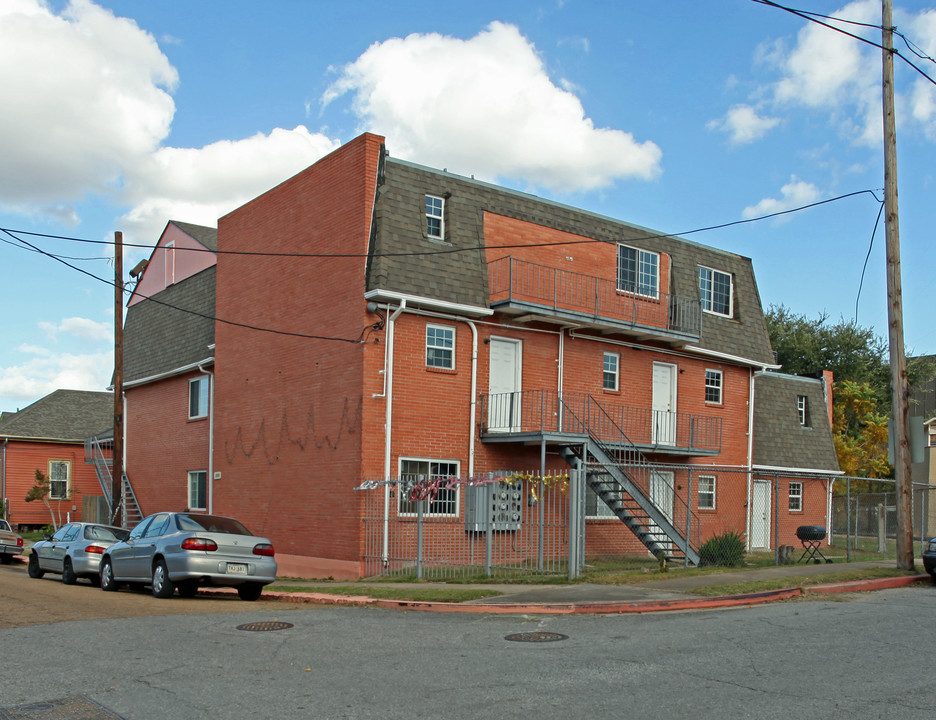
[488,337,522,432]
[751,480,771,549]
[652,362,677,445]
[648,470,675,552]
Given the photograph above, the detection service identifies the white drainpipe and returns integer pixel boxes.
[381,300,406,565]
[746,367,755,552]
[198,362,215,514]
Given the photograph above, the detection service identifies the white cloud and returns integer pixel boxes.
[118,126,341,248]
[0,0,177,211]
[323,21,661,193]
[708,104,781,144]
[0,350,113,411]
[742,177,823,219]
[42,317,114,343]
[760,1,936,146]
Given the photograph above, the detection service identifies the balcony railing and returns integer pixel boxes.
[480,390,722,455]
[488,256,701,340]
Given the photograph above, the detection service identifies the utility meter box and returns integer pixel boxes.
[464,480,523,532]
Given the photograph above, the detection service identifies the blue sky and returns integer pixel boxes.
[1,0,935,413]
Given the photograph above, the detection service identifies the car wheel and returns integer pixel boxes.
[177,580,199,598]
[151,559,175,598]
[100,558,118,592]
[27,552,44,579]
[62,557,77,585]
[237,582,264,602]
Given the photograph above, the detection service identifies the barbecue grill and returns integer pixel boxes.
[796,525,832,564]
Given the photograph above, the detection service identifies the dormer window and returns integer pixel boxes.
[617,244,658,298]
[698,266,733,317]
[426,195,444,239]
[797,395,809,427]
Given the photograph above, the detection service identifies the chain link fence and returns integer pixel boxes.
[355,467,935,579]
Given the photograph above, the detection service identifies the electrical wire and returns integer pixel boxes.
[854,193,885,324]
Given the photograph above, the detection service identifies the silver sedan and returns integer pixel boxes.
[28,522,130,584]
[99,512,277,601]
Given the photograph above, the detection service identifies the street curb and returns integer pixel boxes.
[241,574,932,614]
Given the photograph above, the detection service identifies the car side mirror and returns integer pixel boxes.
[43,534,52,541]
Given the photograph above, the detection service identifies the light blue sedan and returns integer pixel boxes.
[28,522,130,584]
[99,512,277,601]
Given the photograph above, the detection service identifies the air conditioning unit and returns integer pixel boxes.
[464,480,523,532]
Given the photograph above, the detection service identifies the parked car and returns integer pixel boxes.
[923,538,936,578]
[99,512,277,601]
[28,522,130,584]
[0,519,24,564]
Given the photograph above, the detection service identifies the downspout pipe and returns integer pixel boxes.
[2,437,7,521]
[746,367,755,552]
[382,300,406,565]
[198,362,215,514]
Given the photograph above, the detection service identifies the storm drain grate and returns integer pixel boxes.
[0,695,126,720]
[504,632,568,643]
[237,621,294,632]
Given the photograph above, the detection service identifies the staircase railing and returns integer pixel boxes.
[558,394,701,563]
[84,433,143,527]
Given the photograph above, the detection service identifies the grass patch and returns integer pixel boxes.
[686,567,918,597]
[267,584,504,603]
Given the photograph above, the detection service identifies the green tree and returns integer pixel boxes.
[832,380,891,484]
[25,469,59,530]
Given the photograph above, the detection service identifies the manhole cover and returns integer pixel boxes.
[504,632,568,643]
[236,621,294,632]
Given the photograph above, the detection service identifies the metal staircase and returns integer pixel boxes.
[84,434,144,528]
[557,397,701,565]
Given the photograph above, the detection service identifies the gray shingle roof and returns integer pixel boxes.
[0,389,113,441]
[370,157,775,365]
[123,266,216,383]
[169,220,217,251]
[752,372,840,472]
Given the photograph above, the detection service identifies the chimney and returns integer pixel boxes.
[821,370,834,427]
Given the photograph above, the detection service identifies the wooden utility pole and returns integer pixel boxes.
[882,0,913,570]
[113,231,124,527]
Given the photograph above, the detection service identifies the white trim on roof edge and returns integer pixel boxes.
[682,345,780,370]
[119,357,215,390]
[752,464,843,476]
[363,290,493,318]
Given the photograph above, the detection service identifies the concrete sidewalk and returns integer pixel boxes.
[254,560,932,615]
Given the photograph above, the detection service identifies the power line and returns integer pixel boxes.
[0,189,884,260]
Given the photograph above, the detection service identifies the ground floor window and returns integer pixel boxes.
[586,484,618,518]
[698,475,716,509]
[188,470,207,511]
[789,481,803,512]
[49,460,70,500]
[398,458,459,516]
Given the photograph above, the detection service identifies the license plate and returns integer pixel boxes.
[226,562,248,575]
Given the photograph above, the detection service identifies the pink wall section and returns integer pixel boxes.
[128,223,217,307]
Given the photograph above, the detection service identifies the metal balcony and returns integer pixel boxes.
[487,256,701,342]
[479,390,722,456]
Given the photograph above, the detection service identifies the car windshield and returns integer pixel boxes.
[176,514,252,536]
[85,525,130,542]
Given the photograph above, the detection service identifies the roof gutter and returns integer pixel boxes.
[120,356,215,390]
[363,289,493,318]
[680,344,780,370]
[752,464,844,476]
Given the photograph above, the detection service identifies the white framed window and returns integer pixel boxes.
[165,241,176,286]
[189,375,210,419]
[698,475,716,510]
[398,458,460,516]
[603,352,619,391]
[797,395,809,427]
[617,244,659,298]
[188,470,207,511]
[425,194,444,239]
[48,460,70,500]
[586,485,619,519]
[426,324,455,369]
[789,481,803,512]
[698,266,733,317]
[705,369,723,404]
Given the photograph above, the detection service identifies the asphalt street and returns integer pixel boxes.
[2,575,936,719]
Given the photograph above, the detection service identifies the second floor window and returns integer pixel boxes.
[603,352,619,391]
[698,266,733,317]
[189,375,210,419]
[426,195,444,239]
[617,244,659,298]
[705,369,723,404]
[426,324,454,369]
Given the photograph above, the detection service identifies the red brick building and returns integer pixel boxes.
[121,134,839,578]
